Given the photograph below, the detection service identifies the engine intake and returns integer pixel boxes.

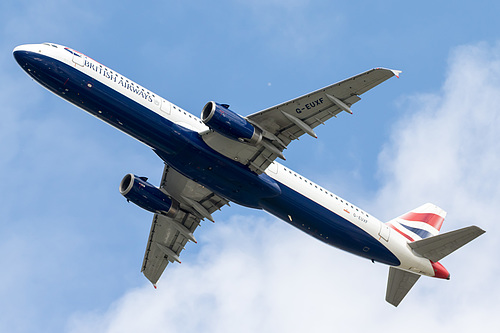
[119,174,178,217]
[201,101,261,144]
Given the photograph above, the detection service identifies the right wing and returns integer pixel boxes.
[141,164,229,286]
[201,68,401,174]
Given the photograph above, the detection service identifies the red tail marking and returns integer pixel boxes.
[431,261,450,280]
[399,212,444,230]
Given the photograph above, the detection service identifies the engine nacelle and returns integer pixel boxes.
[201,101,262,144]
[119,174,178,217]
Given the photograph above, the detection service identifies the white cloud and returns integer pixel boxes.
[65,42,500,332]
[67,215,389,333]
[375,42,500,221]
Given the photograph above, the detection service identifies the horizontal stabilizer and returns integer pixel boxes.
[409,226,485,262]
[386,267,420,307]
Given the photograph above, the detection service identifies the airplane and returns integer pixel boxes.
[13,42,485,306]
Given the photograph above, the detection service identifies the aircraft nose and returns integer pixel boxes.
[13,44,48,78]
[13,44,36,68]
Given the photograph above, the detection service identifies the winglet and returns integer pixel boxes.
[391,69,402,78]
[375,67,402,78]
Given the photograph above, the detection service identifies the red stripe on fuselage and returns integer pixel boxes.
[399,212,444,231]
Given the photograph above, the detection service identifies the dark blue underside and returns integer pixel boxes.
[260,183,399,265]
[14,50,400,266]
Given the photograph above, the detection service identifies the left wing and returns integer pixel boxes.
[141,164,229,286]
[201,68,400,174]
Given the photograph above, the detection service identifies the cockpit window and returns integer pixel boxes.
[64,47,81,57]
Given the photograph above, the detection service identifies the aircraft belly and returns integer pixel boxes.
[259,182,401,266]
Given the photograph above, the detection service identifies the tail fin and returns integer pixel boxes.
[385,203,485,307]
[386,226,485,307]
[387,203,446,241]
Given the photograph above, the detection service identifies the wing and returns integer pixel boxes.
[201,68,400,174]
[141,164,229,286]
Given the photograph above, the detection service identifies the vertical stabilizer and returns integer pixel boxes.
[387,203,446,241]
[386,267,420,307]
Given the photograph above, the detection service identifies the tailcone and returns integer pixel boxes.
[431,261,450,280]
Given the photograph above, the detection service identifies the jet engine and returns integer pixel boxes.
[201,101,262,144]
[119,173,178,217]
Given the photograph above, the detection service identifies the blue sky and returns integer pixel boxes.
[1,1,500,332]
